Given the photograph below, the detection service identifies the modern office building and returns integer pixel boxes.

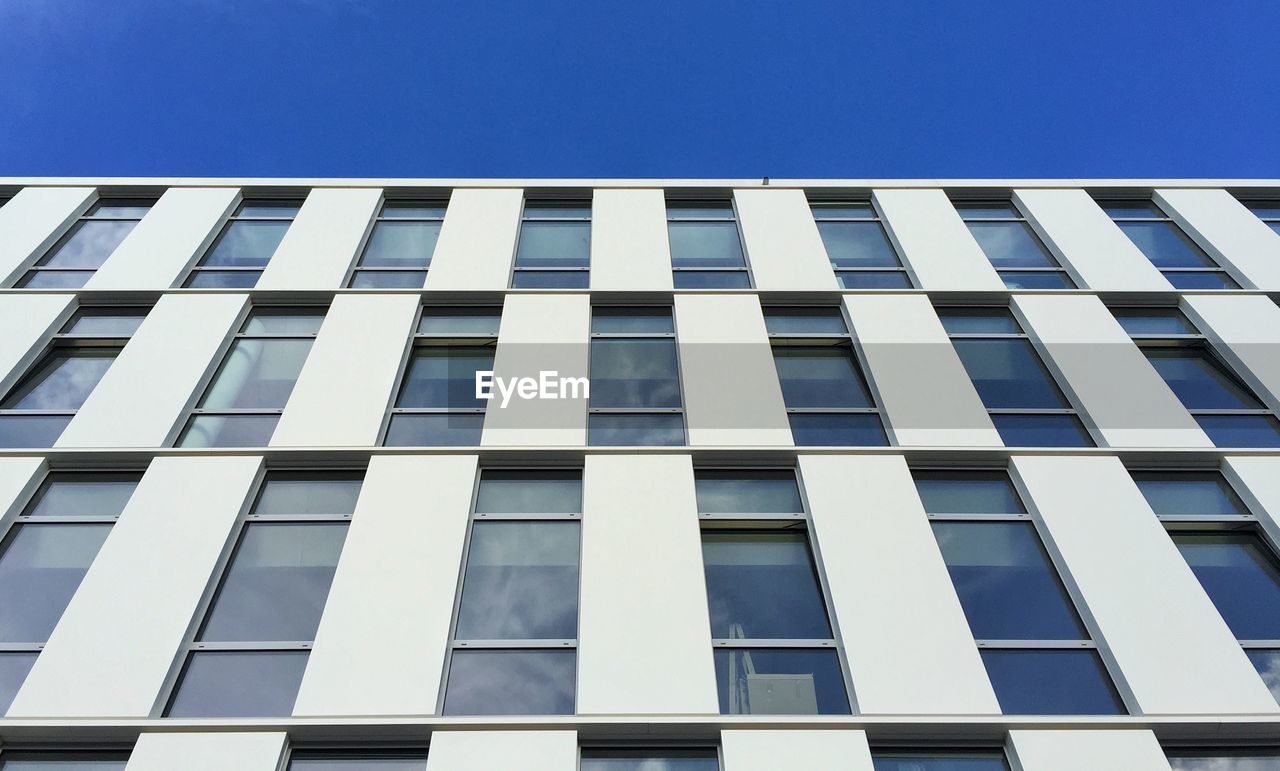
[0,178,1278,770]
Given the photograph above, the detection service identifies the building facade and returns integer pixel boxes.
[0,178,1277,769]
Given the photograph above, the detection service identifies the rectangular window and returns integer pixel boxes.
[1099,199,1238,288]
[382,307,501,447]
[442,470,581,716]
[1112,307,1280,447]
[0,306,149,448]
[937,307,1093,447]
[809,199,913,288]
[1166,749,1280,769]
[348,199,446,288]
[17,199,151,289]
[165,473,360,718]
[1239,198,1280,236]
[588,307,685,446]
[666,198,751,288]
[0,751,131,769]
[915,470,1125,715]
[287,751,428,770]
[0,472,140,712]
[953,200,1076,289]
[872,751,1010,770]
[580,749,720,770]
[177,307,325,448]
[511,199,590,288]
[184,199,302,288]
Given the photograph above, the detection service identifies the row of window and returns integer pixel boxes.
[3,301,1277,449]
[2,466,1277,717]
[9,192,1278,291]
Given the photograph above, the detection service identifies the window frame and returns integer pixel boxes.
[665,197,754,289]
[1098,198,1239,288]
[346,198,448,288]
[808,198,915,289]
[510,197,591,288]
[952,198,1076,289]
[578,745,723,769]
[587,306,688,446]
[183,198,303,288]
[17,198,152,288]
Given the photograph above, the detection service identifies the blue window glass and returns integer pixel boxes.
[591,308,674,335]
[1171,532,1280,640]
[936,308,1021,336]
[475,471,582,514]
[166,650,309,718]
[349,271,427,288]
[580,750,719,771]
[1115,221,1216,269]
[1111,308,1199,336]
[1194,415,1280,448]
[0,751,130,769]
[1142,348,1266,410]
[999,271,1074,289]
[950,339,1070,409]
[990,413,1093,448]
[668,222,744,268]
[393,347,494,409]
[816,221,901,267]
[418,308,503,336]
[773,348,875,408]
[966,222,1056,268]
[510,270,590,288]
[981,649,1124,715]
[360,221,441,268]
[695,470,802,514]
[1132,472,1249,517]
[713,648,849,715]
[515,222,590,268]
[1,349,117,411]
[702,532,831,639]
[764,308,848,336]
[590,340,681,408]
[913,471,1025,515]
[454,521,580,640]
[837,270,913,289]
[201,220,291,268]
[0,652,38,713]
[873,752,1009,770]
[672,271,752,289]
[788,413,888,446]
[1245,649,1280,703]
[1165,271,1239,289]
[443,649,576,716]
[587,414,685,446]
[36,220,137,270]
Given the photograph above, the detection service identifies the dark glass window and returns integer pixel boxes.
[955,200,1074,289]
[588,308,684,446]
[872,751,1010,770]
[1166,750,1280,770]
[185,199,301,288]
[18,199,150,288]
[512,199,590,288]
[1100,199,1238,288]
[694,470,803,515]
[0,751,131,769]
[348,200,446,288]
[810,200,913,288]
[580,749,719,771]
[667,199,750,288]
[288,752,428,770]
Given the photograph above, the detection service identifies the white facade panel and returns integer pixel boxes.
[1007,729,1172,771]
[872,188,1004,291]
[674,293,792,446]
[1011,455,1278,714]
[733,188,838,291]
[271,293,418,447]
[56,293,248,448]
[293,455,476,716]
[800,454,1001,714]
[1182,294,1280,414]
[424,730,576,771]
[424,188,523,291]
[8,455,263,718]
[0,294,75,395]
[590,187,672,291]
[125,732,287,771]
[0,187,95,285]
[256,187,382,289]
[1156,188,1280,291]
[721,729,874,771]
[87,187,240,289]
[0,457,46,521]
[577,454,718,715]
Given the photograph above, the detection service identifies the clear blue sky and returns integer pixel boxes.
[3,0,1278,179]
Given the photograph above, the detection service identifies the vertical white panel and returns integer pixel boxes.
[843,294,1001,447]
[271,293,419,447]
[1014,189,1171,291]
[0,187,95,285]
[293,455,476,717]
[56,294,248,448]
[872,189,1004,291]
[800,455,1001,714]
[1182,294,1280,414]
[1012,294,1210,448]
[1011,455,1279,714]
[721,730,875,771]
[481,294,590,446]
[590,188,672,291]
[1223,456,1280,549]
[1156,188,1280,291]
[424,730,577,771]
[8,455,263,718]
[0,457,46,521]
[674,294,792,446]
[256,188,382,290]
[1007,729,1171,771]
[0,294,75,394]
[87,187,241,289]
[125,732,287,771]
[578,454,718,714]
[733,188,838,291]
[424,188,523,291]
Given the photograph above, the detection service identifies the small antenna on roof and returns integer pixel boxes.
[762,176,770,186]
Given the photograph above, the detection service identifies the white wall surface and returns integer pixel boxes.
[1182,294,1280,415]
[844,294,1001,447]
[1012,294,1210,448]
[1012,455,1279,714]
[1223,456,1280,549]
[1014,189,1172,291]
[872,189,1004,290]
[8,455,263,718]
[590,188,672,291]
[674,293,793,446]
[1007,729,1172,771]
[424,730,577,771]
[734,188,838,291]
[124,732,287,771]
[1156,188,1280,291]
[55,294,248,448]
[577,454,718,714]
[0,294,75,396]
[424,188,523,291]
[87,187,240,289]
[293,454,476,717]
[481,294,590,446]
[256,188,382,290]
[800,454,1001,714]
[0,187,95,285]
[0,457,46,522]
[271,293,418,447]
[721,729,875,771]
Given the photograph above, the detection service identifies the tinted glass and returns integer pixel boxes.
[510,270,590,289]
[90,200,151,218]
[588,414,686,446]
[913,471,1025,514]
[1168,754,1280,770]
[816,222,900,267]
[475,471,582,514]
[350,271,427,289]
[0,652,37,713]
[773,348,874,408]
[789,413,888,446]
[383,414,485,447]
[668,223,745,267]
[237,202,301,217]
[241,311,326,335]
[1142,348,1264,410]
[254,477,363,518]
[360,221,440,267]
[1116,222,1214,268]
[523,203,590,218]
[167,650,308,717]
[0,524,110,643]
[981,649,1124,714]
[703,532,831,639]
[991,414,1094,448]
[381,202,447,218]
[764,308,848,336]
[873,754,1008,771]
[695,470,802,514]
[951,339,1069,409]
[26,476,139,518]
[1165,271,1239,290]
[289,758,427,771]
[516,222,590,266]
[0,416,71,449]
[966,222,1055,268]
[1172,533,1280,640]
[2,349,117,410]
[672,271,752,289]
[580,751,719,770]
[1246,649,1280,703]
[954,203,1019,218]
[713,648,848,714]
[184,270,261,289]
[203,221,290,267]
[667,201,734,219]
[197,339,312,410]
[837,271,913,289]
[936,309,1021,335]
[455,521,579,640]
[999,271,1074,290]
[1131,472,1248,517]
[1243,201,1280,219]
[1101,201,1163,217]
[0,752,129,770]
[933,521,1087,640]
[1111,308,1199,336]
[592,308,674,335]
[1196,415,1280,448]
[178,414,280,448]
[40,220,136,269]
[590,339,681,408]
[395,347,494,409]
[61,310,147,337]
[810,203,876,219]
[18,271,94,289]
[418,309,502,336]
[443,649,575,715]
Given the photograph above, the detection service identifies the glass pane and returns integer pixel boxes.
[933,521,1087,640]
[580,750,719,770]
[713,648,848,714]
[383,414,485,447]
[254,476,363,518]
[510,270,590,289]
[1101,201,1162,218]
[967,222,1055,268]
[0,652,38,714]
[1168,753,1280,770]
[936,308,1021,336]
[475,471,582,514]
[0,416,72,448]
[395,347,494,409]
[954,202,1019,219]
[290,758,427,771]
[39,220,136,269]
[981,649,1124,715]
[418,309,502,336]
[18,271,94,289]
[1164,271,1239,290]
[1246,649,1280,704]
[166,650,308,717]
[667,201,734,219]
[1117,222,1214,268]
[184,270,260,289]
[1131,472,1247,517]
[703,532,831,639]
[62,309,147,337]
[515,222,590,266]
[524,203,591,218]
[590,339,681,408]
[199,522,348,642]
[817,222,901,267]
[999,271,1075,289]
[592,308,674,335]
[360,221,440,268]
[951,339,1070,409]
[873,753,1009,771]
[763,308,848,336]
[588,414,685,446]
[991,414,1094,448]
[202,220,290,267]
[178,414,280,448]
[810,203,875,219]
[788,413,887,446]
[455,521,579,640]
[381,201,447,218]
[27,476,139,518]
[443,649,575,715]
[90,200,151,218]
[1172,533,1280,640]
[837,270,913,289]
[773,347,874,408]
[2,349,117,410]
[913,471,1025,514]
[673,271,752,289]
[668,223,744,267]
[695,470,802,514]
[241,310,326,335]
[1111,308,1199,336]
[237,202,301,217]
[198,339,313,409]
[349,270,427,289]
[1143,348,1264,410]
[1196,415,1280,448]
[1243,201,1280,219]
[0,751,129,770]
[0,524,112,642]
